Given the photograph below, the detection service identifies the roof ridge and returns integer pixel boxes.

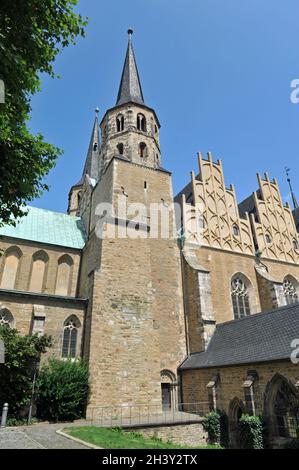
[217,302,299,329]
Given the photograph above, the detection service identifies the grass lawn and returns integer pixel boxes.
[65,426,221,449]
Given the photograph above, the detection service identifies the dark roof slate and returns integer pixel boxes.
[116,33,144,106]
[179,303,299,370]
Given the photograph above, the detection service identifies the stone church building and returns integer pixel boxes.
[0,31,298,444]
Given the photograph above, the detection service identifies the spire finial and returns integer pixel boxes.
[95,107,100,116]
[127,28,133,39]
[285,166,299,210]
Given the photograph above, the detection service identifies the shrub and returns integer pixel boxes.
[202,410,229,446]
[0,326,52,417]
[239,415,263,449]
[202,411,221,444]
[36,358,89,422]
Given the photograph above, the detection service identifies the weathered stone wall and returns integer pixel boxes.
[125,422,208,447]
[185,246,261,326]
[0,238,81,297]
[0,292,85,360]
[181,360,299,417]
[84,158,186,413]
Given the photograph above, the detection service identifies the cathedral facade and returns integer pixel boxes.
[0,31,298,443]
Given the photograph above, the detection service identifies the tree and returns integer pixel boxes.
[36,358,89,422]
[0,1,87,226]
[0,326,52,416]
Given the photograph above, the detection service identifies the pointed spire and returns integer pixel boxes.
[285,167,299,210]
[116,29,144,106]
[74,108,100,187]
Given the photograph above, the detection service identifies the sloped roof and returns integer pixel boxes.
[0,206,87,249]
[116,30,144,106]
[180,303,299,370]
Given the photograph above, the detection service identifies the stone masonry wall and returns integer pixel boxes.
[181,360,299,416]
[0,293,85,361]
[0,238,81,297]
[125,422,208,447]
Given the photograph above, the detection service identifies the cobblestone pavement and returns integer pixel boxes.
[0,422,90,449]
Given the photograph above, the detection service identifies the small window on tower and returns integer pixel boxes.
[117,143,124,155]
[116,114,124,132]
[144,181,147,190]
[139,142,147,158]
[137,114,146,132]
[93,142,98,151]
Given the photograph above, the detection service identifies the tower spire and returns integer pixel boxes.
[80,108,100,183]
[285,167,299,210]
[116,29,144,106]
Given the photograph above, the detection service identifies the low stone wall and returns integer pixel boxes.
[125,422,207,447]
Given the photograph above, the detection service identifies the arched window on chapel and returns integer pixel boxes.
[283,276,298,305]
[62,315,81,358]
[231,275,251,320]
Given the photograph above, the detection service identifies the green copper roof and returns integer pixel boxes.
[0,207,87,249]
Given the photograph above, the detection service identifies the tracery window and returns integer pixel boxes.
[283,277,298,305]
[62,316,80,358]
[0,309,14,328]
[231,276,251,319]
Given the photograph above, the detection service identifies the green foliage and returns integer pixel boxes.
[66,426,222,449]
[0,1,87,225]
[0,326,52,416]
[239,414,264,449]
[202,410,229,446]
[7,416,39,427]
[202,411,221,444]
[36,358,89,422]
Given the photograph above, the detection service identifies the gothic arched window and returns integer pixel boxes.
[137,113,146,132]
[139,142,147,158]
[0,308,14,328]
[0,246,22,290]
[116,114,124,132]
[62,315,81,358]
[231,275,251,319]
[283,276,298,305]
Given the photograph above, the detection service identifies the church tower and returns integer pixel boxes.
[98,28,162,175]
[75,30,186,416]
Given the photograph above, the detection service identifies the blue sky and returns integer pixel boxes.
[29,0,299,213]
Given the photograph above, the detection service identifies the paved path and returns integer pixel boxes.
[0,422,89,449]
